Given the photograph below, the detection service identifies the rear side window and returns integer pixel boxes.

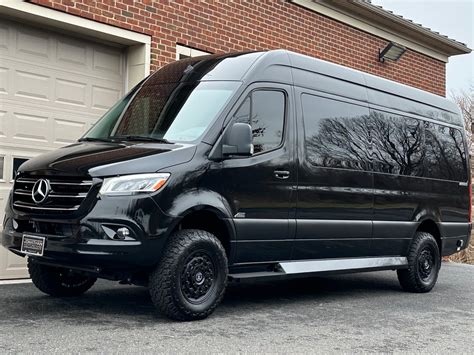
[234,90,285,154]
[424,123,467,181]
[370,111,425,176]
[371,110,467,181]
[301,94,371,171]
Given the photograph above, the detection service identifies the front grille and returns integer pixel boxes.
[13,176,93,214]
[15,219,80,237]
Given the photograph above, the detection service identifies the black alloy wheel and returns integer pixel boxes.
[149,229,228,321]
[397,231,441,293]
[180,251,217,304]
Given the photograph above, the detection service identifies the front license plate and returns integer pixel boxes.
[21,235,46,256]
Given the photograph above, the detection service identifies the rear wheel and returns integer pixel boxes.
[397,232,441,293]
[28,259,96,297]
[149,229,228,321]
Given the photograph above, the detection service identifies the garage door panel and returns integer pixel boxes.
[53,75,121,112]
[0,67,7,94]
[16,26,51,60]
[53,117,89,145]
[0,19,125,279]
[1,101,99,147]
[55,78,88,107]
[0,110,6,138]
[15,69,51,101]
[1,19,124,84]
[0,197,27,277]
[93,47,123,76]
[13,111,50,143]
[0,23,10,51]
[3,252,28,278]
[2,101,52,144]
[0,191,5,220]
[91,85,121,109]
[11,108,50,145]
[2,57,122,115]
[2,54,123,84]
[2,98,102,130]
[0,189,9,228]
[57,37,89,69]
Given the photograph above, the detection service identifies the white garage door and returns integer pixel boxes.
[0,19,125,279]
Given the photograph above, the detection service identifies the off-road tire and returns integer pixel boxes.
[28,259,96,297]
[149,229,228,321]
[397,231,441,293]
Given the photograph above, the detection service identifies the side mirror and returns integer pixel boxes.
[222,123,253,157]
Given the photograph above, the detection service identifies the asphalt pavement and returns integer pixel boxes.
[0,262,473,353]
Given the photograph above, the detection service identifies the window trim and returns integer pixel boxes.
[230,88,288,158]
[0,155,5,183]
[176,44,210,60]
[11,156,30,182]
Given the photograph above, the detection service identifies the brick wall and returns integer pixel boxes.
[29,0,446,96]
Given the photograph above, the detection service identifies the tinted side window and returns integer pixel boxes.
[235,90,285,154]
[301,94,371,170]
[370,110,424,176]
[370,109,467,181]
[424,123,467,181]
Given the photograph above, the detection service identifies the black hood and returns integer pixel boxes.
[18,141,196,178]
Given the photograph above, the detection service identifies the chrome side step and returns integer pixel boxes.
[280,256,408,274]
[229,256,408,279]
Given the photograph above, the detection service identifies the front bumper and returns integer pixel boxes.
[1,192,175,274]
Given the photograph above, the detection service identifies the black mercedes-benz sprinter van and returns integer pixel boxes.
[2,50,471,320]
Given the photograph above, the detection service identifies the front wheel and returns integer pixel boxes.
[397,232,441,293]
[149,229,228,321]
[28,259,97,297]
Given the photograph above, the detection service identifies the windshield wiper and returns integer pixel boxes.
[78,137,114,143]
[111,135,172,144]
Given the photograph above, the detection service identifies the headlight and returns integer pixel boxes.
[100,173,170,196]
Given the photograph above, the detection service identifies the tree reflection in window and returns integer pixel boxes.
[234,90,285,154]
[303,94,371,171]
[370,111,424,176]
[424,122,467,181]
[302,94,467,181]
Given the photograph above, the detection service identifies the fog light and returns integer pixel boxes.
[12,219,18,230]
[116,227,130,240]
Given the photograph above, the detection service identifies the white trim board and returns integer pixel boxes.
[176,44,211,60]
[0,0,151,89]
[290,0,450,63]
[0,279,32,285]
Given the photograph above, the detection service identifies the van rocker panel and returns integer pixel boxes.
[229,256,409,279]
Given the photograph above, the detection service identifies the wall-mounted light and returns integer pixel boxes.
[379,42,406,62]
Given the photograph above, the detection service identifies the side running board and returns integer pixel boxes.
[229,256,408,279]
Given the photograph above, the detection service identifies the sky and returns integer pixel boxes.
[371,0,473,96]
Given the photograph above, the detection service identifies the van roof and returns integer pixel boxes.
[256,50,462,126]
[150,50,463,127]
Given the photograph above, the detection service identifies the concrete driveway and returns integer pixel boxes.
[0,262,473,353]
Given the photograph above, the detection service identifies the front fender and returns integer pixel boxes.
[163,188,231,219]
[157,187,236,240]
[157,189,237,262]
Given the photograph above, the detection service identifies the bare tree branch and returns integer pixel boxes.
[450,86,473,147]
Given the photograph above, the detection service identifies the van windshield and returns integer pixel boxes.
[83,81,239,143]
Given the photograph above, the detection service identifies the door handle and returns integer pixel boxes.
[274,170,290,179]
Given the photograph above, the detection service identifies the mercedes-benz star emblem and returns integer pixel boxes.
[32,179,50,204]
